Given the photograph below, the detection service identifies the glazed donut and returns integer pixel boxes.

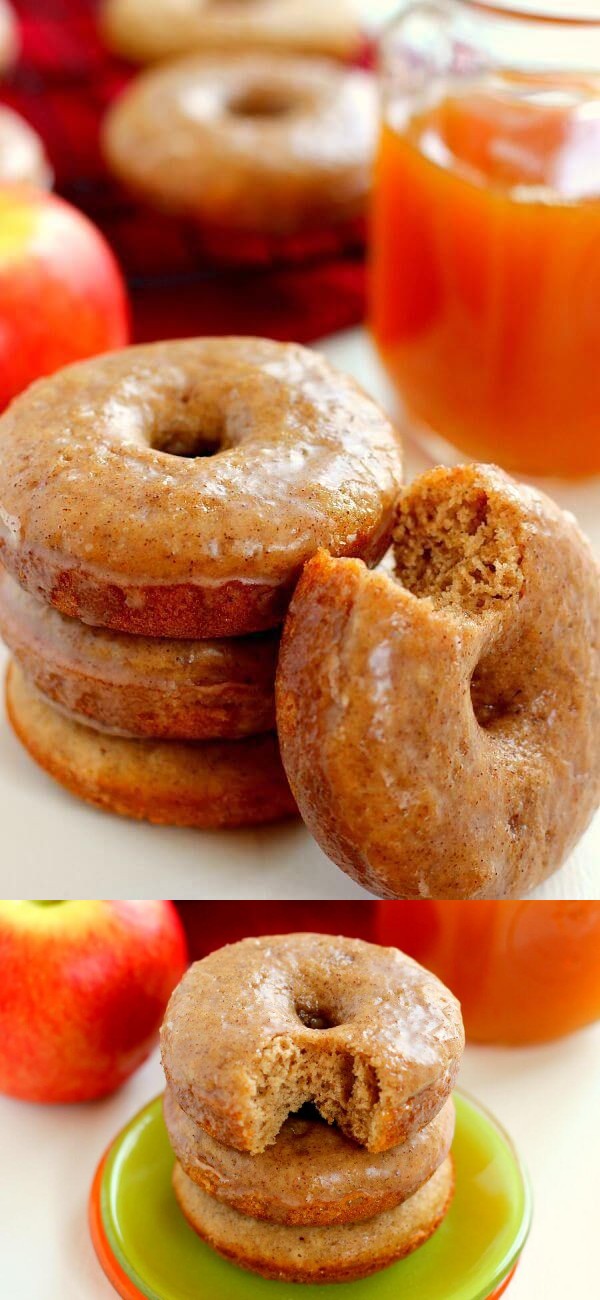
[101,0,362,65]
[276,464,600,900]
[102,55,376,237]
[0,107,52,188]
[0,568,277,740]
[6,662,296,828]
[164,1086,456,1226]
[172,1156,454,1284]
[0,0,18,75]
[161,933,464,1155]
[0,339,402,638]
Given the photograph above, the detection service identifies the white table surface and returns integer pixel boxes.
[2,1022,599,1300]
[0,329,597,901]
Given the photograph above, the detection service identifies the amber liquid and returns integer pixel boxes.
[370,84,600,476]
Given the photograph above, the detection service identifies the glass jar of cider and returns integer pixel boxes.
[370,2,600,477]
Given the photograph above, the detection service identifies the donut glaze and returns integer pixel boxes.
[161,933,464,1155]
[276,464,600,900]
[102,54,376,236]
[0,107,52,188]
[0,0,18,75]
[164,1086,455,1225]
[6,662,296,828]
[0,568,277,740]
[101,0,362,65]
[0,339,402,637]
[172,1156,454,1283]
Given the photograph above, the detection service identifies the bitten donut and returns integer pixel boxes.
[0,339,402,638]
[161,933,464,1155]
[0,568,277,740]
[6,662,296,828]
[164,1086,455,1226]
[0,107,52,187]
[101,0,361,65]
[276,464,600,900]
[0,0,18,75]
[102,55,376,237]
[172,1156,454,1284]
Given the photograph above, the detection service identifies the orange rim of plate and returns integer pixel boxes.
[90,1152,141,1300]
[89,1148,519,1300]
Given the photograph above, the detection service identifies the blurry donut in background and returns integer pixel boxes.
[101,0,362,65]
[0,0,18,77]
[102,54,376,242]
[0,106,52,188]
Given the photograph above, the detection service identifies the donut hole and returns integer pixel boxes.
[228,86,296,119]
[469,666,521,731]
[150,412,225,459]
[393,472,524,615]
[154,434,221,458]
[295,1001,341,1031]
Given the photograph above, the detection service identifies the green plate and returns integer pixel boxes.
[92,1090,531,1300]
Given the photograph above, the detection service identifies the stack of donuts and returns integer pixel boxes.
[160,933,465,1283]
[0,336,403,829]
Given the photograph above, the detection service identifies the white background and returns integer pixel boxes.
[2,1023,599,1300]
[0,330,598,901]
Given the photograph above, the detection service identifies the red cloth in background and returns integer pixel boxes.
[175,902,378,960]
[1,0,367,342]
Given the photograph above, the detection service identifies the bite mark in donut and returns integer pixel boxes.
[163,1085,456,1225]
[161,933,464,1155]
[276,464,600,900]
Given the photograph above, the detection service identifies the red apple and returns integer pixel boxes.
[0,187,130,411]
[0,899,187,1102]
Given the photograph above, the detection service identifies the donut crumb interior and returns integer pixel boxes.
[247,1035,383,1154]
[392,470,524,614]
